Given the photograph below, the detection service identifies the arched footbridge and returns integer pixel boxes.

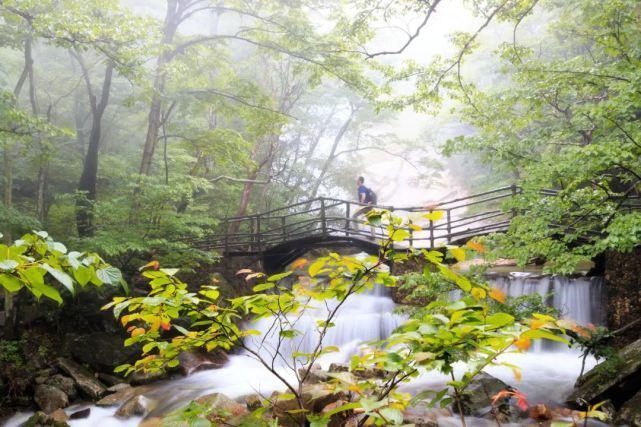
[189,186,533,270]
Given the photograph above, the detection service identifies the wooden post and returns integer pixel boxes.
[409,226,413,248]
[510,184,518,218]
[223,219,229,254]
[320,198,327,235]
[446,210,452,244]
[256,215,262,253]
[281,216,286,242]
[250,216,255,252]
[429,211,435,249]
[345,202,350,237]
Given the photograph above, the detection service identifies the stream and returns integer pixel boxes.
[6,273,603,426]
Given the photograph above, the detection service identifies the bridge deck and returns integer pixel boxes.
[191,186,522,255]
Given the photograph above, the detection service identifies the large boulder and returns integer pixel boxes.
[194,392,249,423]
[452,372,514,418]
[96,385,153,407]
[116,395,158,418]
[616,391,641,426]
[272,384,347,427]
[568,338,641,408]
[45,375,77,400]
[56,358,106,400]
[177,349,228,376]
[67,332,140,372]
[22,411,69,427]
[34,385,69,414]
[403,404,451,427]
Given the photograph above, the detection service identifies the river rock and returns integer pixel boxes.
[328,362,386,380]
[67,332,140,372]
[568,338,641,408]
[195,392,249,418]
[129,370,165,385]
[96,385,152,407]
[45,375,77,400]
[452,372,512,416]
[69,408,91,420]
[56,358,106,400]
[116,395,157,418]
[34,385,69,414]
[177,349,228,376]
[616,390,641,426]
[97,372,126,387]
[106,383,132,393]
[21,411,70,427]
[49,409,69,423]
[272,384,346,427]
[403,405,451,427]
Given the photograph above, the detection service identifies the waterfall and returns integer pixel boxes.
[488,274,605,326]
[5,272,605,426]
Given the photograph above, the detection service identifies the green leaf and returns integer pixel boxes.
[32,282,63,304]
[521,328,569,344]
[252,282,275,292]
[42,263,75,295]
[486,313,515,328]
[73,265,93,286]
[0,274,22,292]
[379,407,403,425]
[97,267,122,285]
[267,271,293,282]
[0,260,19,271]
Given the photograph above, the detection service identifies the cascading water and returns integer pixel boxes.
[5,271,605,427]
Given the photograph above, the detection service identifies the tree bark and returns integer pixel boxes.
[139,0,181,176]
[307,107,356,200]
[75,55,114,237]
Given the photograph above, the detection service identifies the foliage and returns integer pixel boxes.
[442,0,641,272]
[0,231,124,304]
[106,211,571,426]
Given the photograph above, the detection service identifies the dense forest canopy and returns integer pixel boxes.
[0,0,639,270]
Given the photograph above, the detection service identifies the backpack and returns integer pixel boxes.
[367,188,377,205]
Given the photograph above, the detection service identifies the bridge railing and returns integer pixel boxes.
[191,185,522,254]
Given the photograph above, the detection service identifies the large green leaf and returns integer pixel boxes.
[43,263,75,295]
[97,266,122,286]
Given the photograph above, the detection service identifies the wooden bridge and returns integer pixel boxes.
[189,186,532,269]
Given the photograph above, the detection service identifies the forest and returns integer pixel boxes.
[0,0,640,426]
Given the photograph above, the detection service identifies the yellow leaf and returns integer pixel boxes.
[530,319,548,330]
[512,367,522,382]
[139,260,159,271]
[471,287,486,300]
[131,327,146,337]
[489,287,506,304]
[308,259,326,277]
[149,316,161,333]
[423,210,444,222]
[408,223,422,231]
[450,247,466,262]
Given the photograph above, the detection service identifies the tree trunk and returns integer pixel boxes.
[307,108,355,200]
[75,59,114,237]
[139,0,180,176]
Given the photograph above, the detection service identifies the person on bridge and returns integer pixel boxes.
[352,176,377,239]
[357,176,377,206]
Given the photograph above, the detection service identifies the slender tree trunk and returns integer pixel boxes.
[139,0,180,176]
[2,32,35,338]
[307,108,355,200]
[75,58,114,237]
